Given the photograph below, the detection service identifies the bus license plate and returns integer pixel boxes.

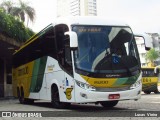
[108,94,120,99]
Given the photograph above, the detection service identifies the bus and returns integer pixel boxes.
[12,17,150,108]
[142,67,159,94]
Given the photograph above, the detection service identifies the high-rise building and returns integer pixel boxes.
[57,0,97,17]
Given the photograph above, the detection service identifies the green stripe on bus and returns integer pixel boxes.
[30,56,47,92]
[113,78,128,87]
[30,59,40,92]
[123,74,139,85]
[113,74,140,86]
[36,56,47,92]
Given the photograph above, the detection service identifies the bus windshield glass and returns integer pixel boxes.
[72,25,140,76]
[142,68,157,77]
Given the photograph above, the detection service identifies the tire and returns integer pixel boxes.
[154,89,159,94]
[26,99,34,104]
[19,88,34,104]
[17,87,20,98]
[100,100,118,108]
[144,91,151,94]
[51,86,70,109]
[19,87,26,104]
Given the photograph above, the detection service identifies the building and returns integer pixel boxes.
[0,33,21,97]
[135,33,160,67]
[57,0,97,17]
[147,33,160,65]
[135,36,148,66]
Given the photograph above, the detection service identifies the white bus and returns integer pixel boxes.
[12,17,149,108]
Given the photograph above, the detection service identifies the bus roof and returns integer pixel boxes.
[13,24,53,55]
[14,16,130,55]
[55,16,129,27]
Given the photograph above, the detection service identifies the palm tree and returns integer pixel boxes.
[11,0,35,24]
[0,0,14,14]
[145,48,159,67]
[0,0,35,26]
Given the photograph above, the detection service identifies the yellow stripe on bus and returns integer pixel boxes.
[81,75,118,88]
[13,36,39,55]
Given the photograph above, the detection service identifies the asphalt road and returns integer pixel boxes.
[0,93,160,120]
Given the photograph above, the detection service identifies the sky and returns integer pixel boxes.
[1,0,160,34]
[97,0,160,34]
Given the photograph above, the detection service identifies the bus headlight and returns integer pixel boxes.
[75,80,96,91]
[130,79,141,89]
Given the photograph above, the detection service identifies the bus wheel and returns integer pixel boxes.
[19,88,34,104]
[154,89,159,94]
[100,100,118,108]
[26,99,34,104]
[51,86,70,109]
[144,91,151,94]
[19,88,26,104]
[17,87,20,98]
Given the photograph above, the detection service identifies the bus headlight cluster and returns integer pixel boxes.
[75,80,96,91]
[130,79,141,89]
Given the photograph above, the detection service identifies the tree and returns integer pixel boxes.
[0,9,35,42]
[0,0,14,14]
[11,0,35,24]
[0,0,35,25]
[145,48,159,67]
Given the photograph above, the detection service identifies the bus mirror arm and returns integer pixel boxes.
[64,31,78,49]
[134,33,152,51]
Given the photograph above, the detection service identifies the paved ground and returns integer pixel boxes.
[0,92,160,120]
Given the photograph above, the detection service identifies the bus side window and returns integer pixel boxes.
[54,24,73,76]
[64,35,73,76]
[64,35,72,66]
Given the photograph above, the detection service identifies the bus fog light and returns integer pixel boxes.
[80,92,87,98]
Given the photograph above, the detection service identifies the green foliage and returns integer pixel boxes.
[0,9,34,42]
[145,48,159,66]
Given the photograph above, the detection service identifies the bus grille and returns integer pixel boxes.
[95,86,130,92]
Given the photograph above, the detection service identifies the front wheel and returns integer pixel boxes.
[51,86,70,109]
[154,89,159,94]
[100,100,118,108]
[144,91,151,94]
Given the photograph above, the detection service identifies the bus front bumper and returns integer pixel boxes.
[74,84,142,103]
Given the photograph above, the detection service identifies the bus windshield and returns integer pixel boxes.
[142,68,157,77]
[72,26,140,76]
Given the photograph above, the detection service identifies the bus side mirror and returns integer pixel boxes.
[134,33,152,51]
[64,31,78,49]
[154,65,160,74]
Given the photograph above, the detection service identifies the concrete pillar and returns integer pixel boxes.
[3,58,13,97]
[3,58,7,97]
[0,58,4,97]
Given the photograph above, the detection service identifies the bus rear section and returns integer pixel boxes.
[142,67,159,94]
